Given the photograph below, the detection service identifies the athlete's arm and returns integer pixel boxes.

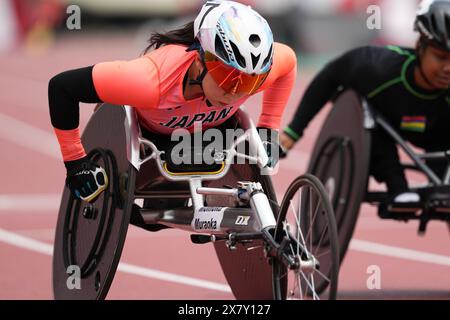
[48,66,102,163]
[48,57,160,163]
[257,42,297,130]
[284,46,377,141]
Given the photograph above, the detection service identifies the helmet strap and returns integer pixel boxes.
[186,40,208,98]
[189,67,208,88]
[188,45,208,90]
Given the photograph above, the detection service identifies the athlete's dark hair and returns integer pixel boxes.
[143,21,195,54]
[415,35,445,61]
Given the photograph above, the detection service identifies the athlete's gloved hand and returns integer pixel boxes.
[65,156,108,203]
[256,127,283,168]
[279,130,298,159]
[279,143,288,159]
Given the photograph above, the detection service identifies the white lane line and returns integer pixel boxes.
[12,228,55,241]
[1,225,449,297]
[0,194,60,212]
[118,263,231,293]
[0,227,53,255]
[0,228,232,293]
[0,112,59,159]
[349,239,450,267]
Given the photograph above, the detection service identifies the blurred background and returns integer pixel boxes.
[0,0,423,159]
[0,0,420,58]
[4,0,449,301]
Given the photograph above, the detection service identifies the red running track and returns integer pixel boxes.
[0,32,449,300]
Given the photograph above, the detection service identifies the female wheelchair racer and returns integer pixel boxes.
[48,0,296,202]
[48,1,341,301]
[48,0,345,300]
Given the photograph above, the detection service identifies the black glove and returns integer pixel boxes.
[65,156,108,203]
[256,127,283,168]
[279,144,288,159]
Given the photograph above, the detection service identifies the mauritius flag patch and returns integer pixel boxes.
[400,116,426,133]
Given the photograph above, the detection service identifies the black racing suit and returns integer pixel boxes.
[284,46,450,196]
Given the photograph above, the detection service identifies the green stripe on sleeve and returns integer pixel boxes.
[284,127,301,141]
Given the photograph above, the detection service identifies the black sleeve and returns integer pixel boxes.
[48,66,102,130]
[284,47,375,140]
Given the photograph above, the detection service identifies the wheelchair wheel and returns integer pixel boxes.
[272,174,339,300]
[53,105,137,299]
[204,112,280,300]
[308,90,371,266]
[205,162,279,300]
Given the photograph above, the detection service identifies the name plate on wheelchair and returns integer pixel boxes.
[191,207,227,231]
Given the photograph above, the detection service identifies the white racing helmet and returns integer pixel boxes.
[194,0,274,75]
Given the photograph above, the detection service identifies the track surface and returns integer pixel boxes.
[0,32,449,300]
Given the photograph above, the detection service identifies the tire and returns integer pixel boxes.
[272,174,339,300]
[310,137,359,266]
[308,90,371,266]
[53,105,137,300]
[53,149,136,300]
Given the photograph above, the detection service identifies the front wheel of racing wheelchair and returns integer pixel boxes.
[53,104,339,300]
[273,174,339,300]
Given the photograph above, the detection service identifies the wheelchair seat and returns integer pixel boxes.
[163,144,226,175]
[138,118,238,178]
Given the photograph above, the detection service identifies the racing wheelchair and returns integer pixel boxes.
[52,104,339,300]
[307,90,450,266]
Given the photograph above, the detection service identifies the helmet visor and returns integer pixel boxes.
[204,51,270,95]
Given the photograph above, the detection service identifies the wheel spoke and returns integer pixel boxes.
[312,267,331,284]
[304,197,321,250]
[315,249,331,259]
[309,187,313,254]
[284,228,297,257]
[310,273,316,299]
[289,199,308,255]
[277,176,339,301]
[313,223,329,257]
[297,273,304,300]
[300,271,320,300]
[305,202,321,241]
[278,268,288,281]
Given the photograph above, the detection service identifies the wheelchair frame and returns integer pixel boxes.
[306,89,450,274]
[124,105,278,238]
[362,99,450,233]
[54,104,338,300]
[308,89,450,237]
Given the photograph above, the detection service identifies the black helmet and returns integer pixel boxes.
[415,0,450,50]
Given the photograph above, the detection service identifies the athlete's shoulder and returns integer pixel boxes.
[144,44,197,94]
[345,45,415,62]
[337,45,411,77]
[92,56,161,109]
[144,44,196,69]
[273,42,296,65]
[384,45,415,57]
[145,44,191,58]
[271,42,297,76]
[274,42,296,57]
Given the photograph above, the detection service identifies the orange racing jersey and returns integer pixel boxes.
[55,43,297,161]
